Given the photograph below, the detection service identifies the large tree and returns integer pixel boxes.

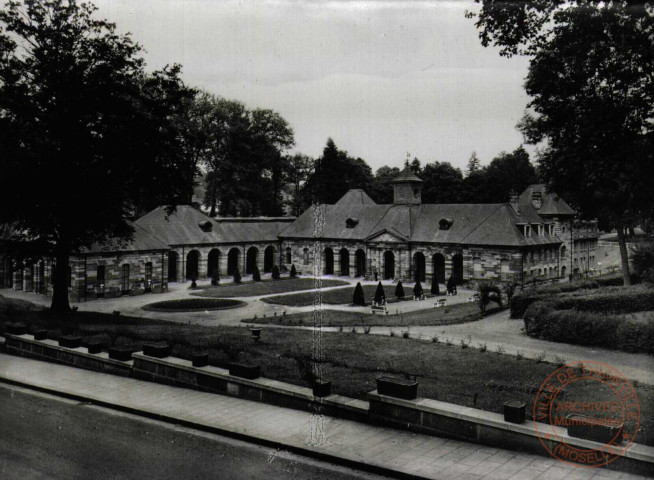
[421,161,465,203]
[0,0,185,310]
[469,0,654,285]
[482,146,539,203]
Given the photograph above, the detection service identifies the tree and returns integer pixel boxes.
[271,264,280,280]
[631,242,654,283]
[285,153,313,216]
[482,147,539,203]
[413,281,423,298]
[252,266,261,282]
[476,281,502,313]
[394,281,405,299]
[374,281,385,304]
[290,264,297,277]
[466,152,481,175]
[233,268,242,284]
[421,161,465,204]
[0,0,187,311]
[502,281,517,303]
[370,165,401,203]
[470,0,654,286]
[431,278,440,295]
[352,282,366,306]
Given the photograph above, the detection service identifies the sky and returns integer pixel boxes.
[95,0,533,172]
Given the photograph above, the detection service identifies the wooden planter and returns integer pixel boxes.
[142,342,171,358]
[567,414,623,444]
[32,329,48,341]
[86,341,104,355]
[108,347,133,362]
[312,380,332,398]
[376,376,418,400]
[503,401,526,424]
[6,322,27,335]
[59,335,82,349]
[191,353,209,367]
[228,362,260,380]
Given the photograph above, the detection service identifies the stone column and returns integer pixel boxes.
[177,250,184,282]
[219,250,228,277]
[349,251,356,278]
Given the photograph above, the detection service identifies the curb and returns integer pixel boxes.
[0,376,431,480]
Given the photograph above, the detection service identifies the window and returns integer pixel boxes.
[285,247,292,264]
[538,225,544,237]
[525,225,532,237]
[121,264,130,293]
[145,262,153,290]
[303,248,309,265]
[548,224,554,236]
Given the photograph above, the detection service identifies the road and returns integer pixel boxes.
[0,384,390,480]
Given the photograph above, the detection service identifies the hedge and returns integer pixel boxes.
[524,302,654,354]
[549,285,654,314]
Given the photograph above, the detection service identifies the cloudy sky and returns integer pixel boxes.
[96,0,532,172]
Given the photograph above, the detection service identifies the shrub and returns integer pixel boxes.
[211,272,220,286]
[233,268,242,284]
[477,281,502,313]
[431,279,439,295]
[352,282,366,306]
[402,330,410,339]
[374,281,385,304]
[631,241,654,282]
[252,266,261,282]
[394,281,405,299]
[413,281,423,298]
[271,265,280,280]
[502,281,517,303]
[447,274,456,294]
[290,264,297,278]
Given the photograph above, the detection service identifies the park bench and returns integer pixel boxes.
[434,298,447,308]
[371,304,387,314]
[467,293,480,302]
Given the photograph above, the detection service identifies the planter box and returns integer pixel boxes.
[86,341,103,355]
[108,347,133,362]
[6,322,27,335]
[32,329,48,341]
[503,401,526,424]
[58,335,82,349]
[567,414,623,444]
[228,362,260,380]
[192,353,209,367]
[142,342,171,358]
[312,380,332,398]
[376,376,418,400]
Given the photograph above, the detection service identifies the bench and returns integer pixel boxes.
[371,304,387,314]
[467,294,480,303]
[434,298,447,308]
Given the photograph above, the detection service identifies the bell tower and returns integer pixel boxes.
[391,162,423,205]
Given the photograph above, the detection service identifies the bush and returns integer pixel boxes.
[271,265,280,280]
[413,281,423,298]
[550,284,654,314]
[477,281,502,313]
[352,282,366,306]
[233,268,242,284]
[502,281,516,302]
[374,281,385,304]
[211,272,220,286]
[632,241,654,282]
[431,279,439,295]
[395,281,405,299]
[447,274,456,294]
[290,264,297,278]
[252,266,261,282]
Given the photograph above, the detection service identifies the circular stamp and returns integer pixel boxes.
[533,360,640,468]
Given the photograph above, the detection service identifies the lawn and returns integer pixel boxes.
[2,294,651,447]
[191,277,348,298]
[142,298,245,312]
[262,283,435,306]
[247,302,501,327]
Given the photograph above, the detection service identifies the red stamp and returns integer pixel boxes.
[533,361,640,468]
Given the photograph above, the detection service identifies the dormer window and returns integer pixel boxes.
[345,218,359,228]
[524,225,532,237]
[548,224,554,236]
[439,218,453,230]
[532,192,542,209]
[198,220,212,232]
[538,225,544,237]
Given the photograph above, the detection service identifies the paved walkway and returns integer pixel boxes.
[0,353,647,480]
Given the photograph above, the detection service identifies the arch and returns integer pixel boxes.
[246,246,259,274]
[561,265,567,278]
[168,251,178,282]
[324,248,334,275]
[285,247,292,264]
[452,253,463,285]
[186,250,200,280]
[339,248,350,276]
[355,249,366,277]
[121,264,130,292]
[264,246,275,273]
[383,251,395,280]
[432,253,445,284]
[227,248,240,275]
[208,249,221,277]
[560,245,567,258]
[413,252,425,282]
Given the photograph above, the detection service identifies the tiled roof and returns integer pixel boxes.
[390,165,423,184]
[80,222,170,254]
[335,189,377,205]
[519,184,576,216]
[135,205,290,246]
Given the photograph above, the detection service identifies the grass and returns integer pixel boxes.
[262,284,436,307]
[2,294,651,447]
[245,302,502,327]
[191,277,348,298]
[142,298,245,312]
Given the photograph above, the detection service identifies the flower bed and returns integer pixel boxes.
[142,298,245,312]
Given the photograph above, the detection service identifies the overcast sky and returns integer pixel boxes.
[96,0,532,172]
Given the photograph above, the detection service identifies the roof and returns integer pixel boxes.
[334,189,377,206]
[80,222,170,254]
[519,184,576,216]
[135,205,289,246]
[390,165,423,184]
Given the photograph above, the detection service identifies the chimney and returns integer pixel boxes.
[531,191,542,210]
[510,190,520,215]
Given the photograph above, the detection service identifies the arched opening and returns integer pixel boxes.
[121,264,130,293]
[227,248,240,275]
[208,249,220,277]
[383,251,395,280]
[432,253,445,284]
[186,250,200,280]
[452,254,463,285]
[324,248,334,275]
[355,249,366,277]
[339,248,350,276]
[560,245,567,258]
[413,252,425,282]
[561,265,567,278]
[285,247,292,264]
[168,251,178,282]
[246,247,259,274]
[264,246,275,273]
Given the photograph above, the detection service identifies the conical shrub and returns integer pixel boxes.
[353,282,366,306]
[413,281,423,298]
[374,281,385,304]
[394,281,405,299]
[271,265,280,280]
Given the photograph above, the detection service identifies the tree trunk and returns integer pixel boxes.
[209,172,218,217]
[616,225,631,286]
[50,240,71,312]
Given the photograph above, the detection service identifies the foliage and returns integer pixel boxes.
[476,281,502,313]
[290,264,297,278]
[143,298,243,311]
[447,274,457,293]
[271,265,280,280]
[431,278,440,295]
[502,282,517,303]
[211,272,220,286]
[413,281,423,298]
[252,266,261,282]
[352,282,366,306]
[233,268,242,284]
[394,281,405,299]
[374,281,386,304]
[631,242,654,283]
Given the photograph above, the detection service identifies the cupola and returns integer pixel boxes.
[390,164,423,205]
